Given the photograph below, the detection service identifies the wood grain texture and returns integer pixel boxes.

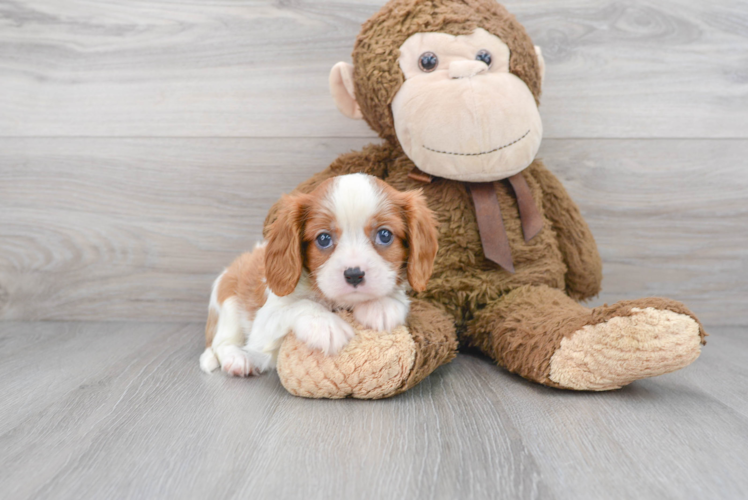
[2,2,746,498]
[2,137,745,325]
[0,321,746,500]
[0,0,746,138]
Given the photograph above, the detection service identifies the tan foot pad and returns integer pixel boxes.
[276,312,417,399]
[549,307,702,391]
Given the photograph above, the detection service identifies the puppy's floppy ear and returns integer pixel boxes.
[264,193,308,296]
[400,189,439,292]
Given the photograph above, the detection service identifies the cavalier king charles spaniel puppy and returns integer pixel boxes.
[199,173,439,377]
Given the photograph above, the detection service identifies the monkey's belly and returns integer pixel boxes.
[416,229,567,322]
[385,155,567,319]
[411,184,566,320]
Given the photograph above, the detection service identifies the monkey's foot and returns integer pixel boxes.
[548,306,703,391]
[276,300,457,399]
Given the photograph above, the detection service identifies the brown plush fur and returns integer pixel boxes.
[267,0,705,393]
[396,299,459,394]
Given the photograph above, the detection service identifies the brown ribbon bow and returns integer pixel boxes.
[408,167,543,273]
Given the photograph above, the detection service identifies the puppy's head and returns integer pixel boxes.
[264,174,438,304]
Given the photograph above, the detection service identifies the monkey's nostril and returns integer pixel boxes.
[343,267,365,287]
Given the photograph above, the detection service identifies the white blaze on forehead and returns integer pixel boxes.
[315,173,399,305]
[327,174,386,237]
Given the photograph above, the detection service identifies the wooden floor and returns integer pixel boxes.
[2,1,748,499]
[1,322,746,500]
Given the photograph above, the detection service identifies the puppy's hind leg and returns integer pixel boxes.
[205,296,257,377]
[199,308,221,373]
[200,288,222,373]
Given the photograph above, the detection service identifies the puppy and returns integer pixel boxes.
[199,173,439,377]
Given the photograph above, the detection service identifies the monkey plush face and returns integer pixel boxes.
[390,28,542,182]
[330,0,545,182]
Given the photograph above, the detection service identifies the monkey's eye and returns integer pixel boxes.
[418,52,438,72]
[315,233,333,249]
[475,50,492,67]
[375,228,393,246]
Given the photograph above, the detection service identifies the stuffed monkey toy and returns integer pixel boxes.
[270,0,706,398]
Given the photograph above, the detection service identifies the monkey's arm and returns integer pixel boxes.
[530,161,602,301]
[263,145,389,236]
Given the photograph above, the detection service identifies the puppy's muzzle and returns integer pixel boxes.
[343,267,365,287]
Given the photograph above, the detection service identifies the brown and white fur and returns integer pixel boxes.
[199,173,439,377]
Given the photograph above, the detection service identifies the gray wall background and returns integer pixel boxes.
[1,0,746,327]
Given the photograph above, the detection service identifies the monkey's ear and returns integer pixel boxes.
[534,46,546,86]
[330,62,364,120]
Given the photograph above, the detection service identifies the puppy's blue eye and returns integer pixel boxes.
[316,233,333,249]
[375,228,393,246]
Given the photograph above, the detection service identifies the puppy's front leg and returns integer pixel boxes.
[292,304,355,355]
[353,289,410,332]
[246,295,355,364]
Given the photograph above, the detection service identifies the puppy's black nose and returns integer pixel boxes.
[344,267,365,287]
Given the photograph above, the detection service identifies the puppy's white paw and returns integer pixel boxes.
[353,297,409,332]
[293,312,355,356]
[199,347,220,373]
[219,345,256,377]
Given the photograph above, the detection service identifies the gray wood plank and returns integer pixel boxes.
[0,0,746,139]
[2,137,745,325]
[0,322,189,435]
[0,321,746,500]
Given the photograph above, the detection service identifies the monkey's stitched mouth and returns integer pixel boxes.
[423,129,530,156]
